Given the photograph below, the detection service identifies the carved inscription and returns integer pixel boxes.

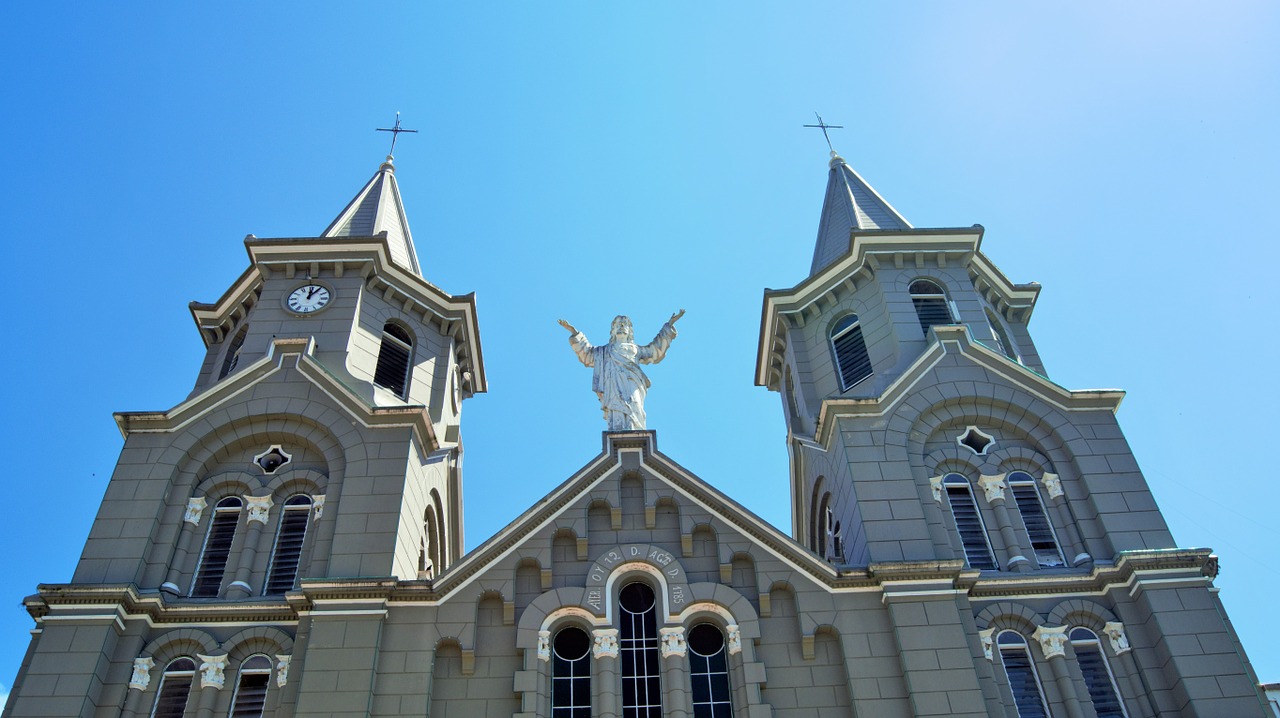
[583,544,690,615]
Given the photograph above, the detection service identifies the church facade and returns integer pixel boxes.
[3,149,1269,718]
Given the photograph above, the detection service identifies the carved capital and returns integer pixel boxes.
[197,654,228,689]
[659,626,687,658]
[1032,625,1069,659]
[592,628,620,659]
[1103,622,1131,655]
[978,473,1007,504]
[536,630,551,662]
[184,497,207,526]
[275,655,291,687]
[129,656,155,690]
[978,628,995,661]
[726,624,742,655]
[1040,472,1063,500]
[928,475,943,503]
[313,494,326,520]
[244,495,274,525]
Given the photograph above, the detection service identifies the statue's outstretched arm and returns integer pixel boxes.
[640,310,684,364]
[560,319,595,366]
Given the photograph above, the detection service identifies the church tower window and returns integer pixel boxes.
[997,631,1049,717]
[220,325,249,379]
[688,623,732,718]
[228,655,272,718]
[150,657,196,718]
[909,279,956,336]
[1008,473,1064,568]
[551,626,592,718]
[374,322,414,398]
[191,497,242,597]
[619,582,662,718]
[830,314,872,391]
[264,495,312,595]
[1070,628,1127,717]
[985,308,1019,361]
[943,474,996,570]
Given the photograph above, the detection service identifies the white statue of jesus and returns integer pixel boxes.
[558,310,685,431]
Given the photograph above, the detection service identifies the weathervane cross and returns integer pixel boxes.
[376,112,419,156]
[803,112,843,152]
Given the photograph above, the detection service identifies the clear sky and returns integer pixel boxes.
[1,1,1278,703]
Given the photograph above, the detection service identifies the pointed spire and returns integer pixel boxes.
[810,151,911,276]
[322,155,421,275]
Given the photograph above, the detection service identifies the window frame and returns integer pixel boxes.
[687,623,733,718]
[1007,472,1065,568]
[996,630,1051,718]
[150,657,197,718]
[220,324,249,379]
[908,278,957,336]
[190,497,243,597]
[264,495,313,595]
[829,313,873,392]
[550,625,593,718]
[943,474,997,570]
[227,654,273,718]
[618,581,663,718]
[1070,627,1128,718]
[373,322,414,399]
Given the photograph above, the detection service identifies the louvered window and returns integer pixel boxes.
[374,323,413,398]
[997,632,1049,718]
[944,475,996,570]
[265,495,312,595]
[1071,628,1127,717]
[220,325,248,379]
[1009,473,1064,567]
[228,655,272,718]
[619,582,662,718]
[191,498,241,597]
[985,308,1019,361]
[910,279,956,336]
[688,624,732,718]
[830,314,872,391]
[551,626,592,718]
[151,657,196,718]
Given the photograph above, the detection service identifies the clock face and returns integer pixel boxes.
[286,284,332,314]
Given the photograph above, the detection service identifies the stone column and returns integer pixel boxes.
[592,628,620,718]
[120,656,155,718]
[162,498,207,594]
[194,654,228,718]
[1040,473,1091,566]
[978,474,1030,573]
[660,626,690,718]
[227,495,273,598]
[1032,626,1084,718]
[1104,622,1154,717]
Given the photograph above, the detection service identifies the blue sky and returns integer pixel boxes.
[1,1,1278,699]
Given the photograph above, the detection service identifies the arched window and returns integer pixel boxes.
[151,657,196,718]
[619,582,662,717]
[813,493,832,559]
[374,322,413,398]
[220,325,249,379]
[421,506,440,578]
[191,497,242,597]
[829,314,872,391]
[265,495,312,595]
[909,279,956,336]
[943,474,996,570]
[831,520,843,564]
[688,624,732,718]
[228,654,272,718]
[997,631,1049,717]
[1008,472,1063,568]
[551,626,592,718]
[985,308,1019,361]
[1070,628,1127,717]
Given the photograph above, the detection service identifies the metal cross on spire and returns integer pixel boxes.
[376,112,419,156]
[803,112,843,152]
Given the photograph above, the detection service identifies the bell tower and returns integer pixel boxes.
[3,155,484,716]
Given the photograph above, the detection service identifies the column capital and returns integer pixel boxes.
[1040,472,1064,500]
[184,497,207,526]
[129,656,155,690]
[244,495,274,525]
[197,654,229,689]
[1032,625,1069,659]
[536,630,551,662]
[592,628,620,659]
[726,624,742,655]
[978,628,995,661]
[275,654,292,687]
[928,475,943,503]
[978,473,1008,503]
[659,626,687,658]
[1103,622,1131,654]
